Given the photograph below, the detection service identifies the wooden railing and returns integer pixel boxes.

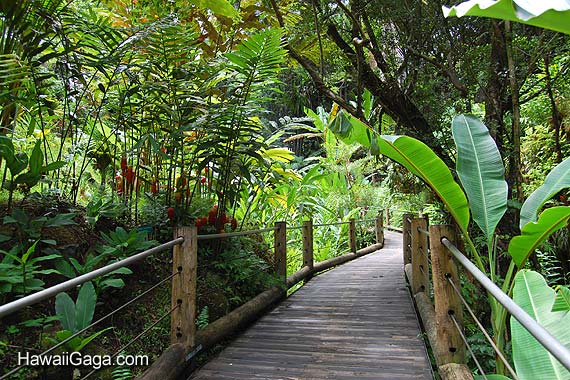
[0,213,386,380]
[401,214,473,380]
[140,214,386,379]
[402,214,570,380]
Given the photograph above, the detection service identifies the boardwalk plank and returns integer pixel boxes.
[189,232,433,380]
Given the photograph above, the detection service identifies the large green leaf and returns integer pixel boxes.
[511,270,570,380]
[509,206,570,268]
[331,113,470,231]
[28,140,43,174]
[452,115,507,243]
[443,0,570,35]
[75,281,96,331]
[378,135,470,231]
[55,292,76,332]
[520,157,570,230]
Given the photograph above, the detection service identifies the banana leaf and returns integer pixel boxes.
[332,113,470,231]
[452,115,507,243]
[511,270,570,380]
[520,157,570,230]
[552,286,570,312]
[508,206,570,268]
[443,0,570,35]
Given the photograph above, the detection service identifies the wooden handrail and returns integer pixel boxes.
[403,216,473,380]
[0,214,386,380]
[139,214,386,380]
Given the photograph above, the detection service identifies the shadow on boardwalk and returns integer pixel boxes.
[190,231,433,380]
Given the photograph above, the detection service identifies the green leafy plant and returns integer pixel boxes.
[520,158,570,229]
[2,208,77,248]
[195,28,286,226]
[0,209,76,298]
[0,137,66,209]
[112,365,133,380]
[196,306,209,330]
[511,271,570,380]
[326,109,570,374]
[85,198,125,226]
[552,285,570,312]
[443,0,570,35]
[0,240,61,296]
[56,253,133,294]
[50,282,112,352]
[96,227,158,259]
[509,207,570,268]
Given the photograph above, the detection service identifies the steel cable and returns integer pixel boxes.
[0,271,179,380]
[450,313,488,380]
[80,303,180,380]
[447,277,519,380]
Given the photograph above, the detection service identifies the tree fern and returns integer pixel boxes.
[195,28,286,218]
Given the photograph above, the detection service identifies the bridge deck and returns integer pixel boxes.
[190,231,433,379]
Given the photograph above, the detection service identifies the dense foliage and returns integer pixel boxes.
[1,0,570,379]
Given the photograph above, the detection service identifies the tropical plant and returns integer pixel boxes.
[511,270,570,380]
[325,106,570,374]
[112,365,133,380]
[96,227,157,259]
[194,28,287,228]
[0,209,76,298]
[0,240,60,297]
[55,252,133,294]
[50,281,112,352]
[0,137,65,209]
[443,0,570,35]
[85,198,125,226]
[1,207,76,253]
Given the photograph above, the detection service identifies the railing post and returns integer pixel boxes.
[274,221,287,285]
[411,217,429,295]
[402,213,413,265]
[375,210,384,247]
[302,219,314,273]
[171,226,197,348]
[348,218,357,253]
[429,224,465,365]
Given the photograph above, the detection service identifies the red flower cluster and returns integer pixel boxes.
[194,205,238,231]
[116,156,136,196]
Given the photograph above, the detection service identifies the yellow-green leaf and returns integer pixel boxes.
[508,207,570,268]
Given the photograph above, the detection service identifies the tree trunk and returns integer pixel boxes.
[544,55,563,163]
[505,21,524,205]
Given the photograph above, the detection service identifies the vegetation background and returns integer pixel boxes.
[1,0,570,379]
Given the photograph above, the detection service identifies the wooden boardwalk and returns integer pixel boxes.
[190,231,433,379]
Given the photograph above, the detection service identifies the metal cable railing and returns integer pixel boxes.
[197,227,277,240]
[1,216,387,379]
[0,270,180,380]
[447,277,519,380]
[80,303,180,380]
[418,246,431,266]
[449,313,488,379]
[0,238,184,319]
[442,238,570,372]
[418,227,430,236]
[312,221,350,228]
